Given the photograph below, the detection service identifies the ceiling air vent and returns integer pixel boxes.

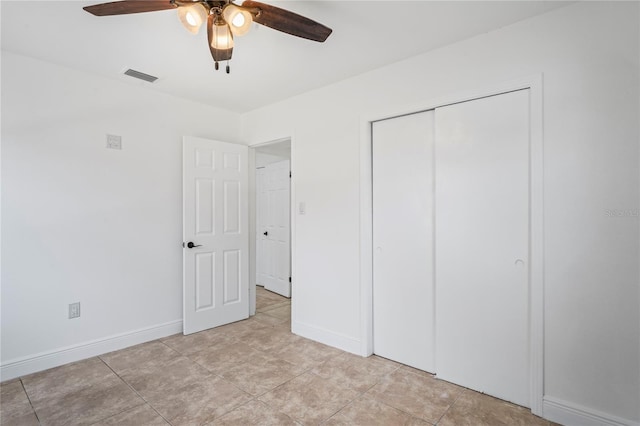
[123,68,158,83]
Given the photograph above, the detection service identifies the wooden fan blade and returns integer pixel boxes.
[83,0,176,16]
[242,0,332,42]
[207,14,233,62]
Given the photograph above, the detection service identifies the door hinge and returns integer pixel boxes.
[289,276,292,283]
[289,171,292,178]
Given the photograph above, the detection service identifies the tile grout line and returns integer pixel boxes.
[179,340,264,422]
[355,363,452,425]
[181,302,313,415]
[256,303,291,315]
[246,352,347,423]
[19,378,41,425]
[338,363,434,425]
[161,338,268,424]
[97,355,174,426]
[317,381,375,425]
[311,355,406,425]
[259,310,291,321]
[388,366,456,424]
[434,387,467,425]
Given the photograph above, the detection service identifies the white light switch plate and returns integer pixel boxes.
[298,202,306,215]
[68,302,80,319]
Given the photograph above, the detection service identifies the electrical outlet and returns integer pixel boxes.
[106,134,122,150]
[68,302,81,319]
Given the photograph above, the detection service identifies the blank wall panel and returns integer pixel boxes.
[372,110,435,373]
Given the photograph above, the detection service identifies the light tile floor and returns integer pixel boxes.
[1,287,557,425]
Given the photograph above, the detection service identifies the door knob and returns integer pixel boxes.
[186,242,202,249]
[263,231,268,236]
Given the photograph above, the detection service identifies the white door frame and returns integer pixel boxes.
[248,137,295,316]
[358,75,544,415]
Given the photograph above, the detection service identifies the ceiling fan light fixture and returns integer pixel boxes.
[84,0,333,74]
[222,3,252,36]
[211,19,234,50]
[177,3,207,35]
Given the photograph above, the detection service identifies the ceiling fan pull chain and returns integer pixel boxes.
[226,61,230,74]
[215,61,219,71]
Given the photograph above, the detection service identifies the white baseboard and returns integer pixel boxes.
[543,396,639,426]
[1,320,183,382]
[292,320,362,355]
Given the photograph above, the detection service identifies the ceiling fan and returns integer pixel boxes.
[83,0,332,73]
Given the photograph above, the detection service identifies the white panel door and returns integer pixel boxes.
[256,167,268,287]
[183,136,249,335]
[263,160,291,297]
[372,111,435,372]
[435,90,530,407]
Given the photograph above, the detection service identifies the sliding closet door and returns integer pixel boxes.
[372,111,435,372]
[435,90,530,407]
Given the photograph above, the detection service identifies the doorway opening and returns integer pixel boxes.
[249,138,292,319]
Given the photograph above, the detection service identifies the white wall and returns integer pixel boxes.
[241,2,639,424]
[1,52,241,377]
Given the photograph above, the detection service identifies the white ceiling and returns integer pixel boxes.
[1,1,571,113]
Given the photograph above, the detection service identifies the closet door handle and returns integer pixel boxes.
[263,231,268,236]
[186,242,202,249]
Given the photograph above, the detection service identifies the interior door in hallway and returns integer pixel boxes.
[261,160,291,298]
[372,110,435,373]
[434,90,530,407]
[183,136,249,335]
[256,166,269,288]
